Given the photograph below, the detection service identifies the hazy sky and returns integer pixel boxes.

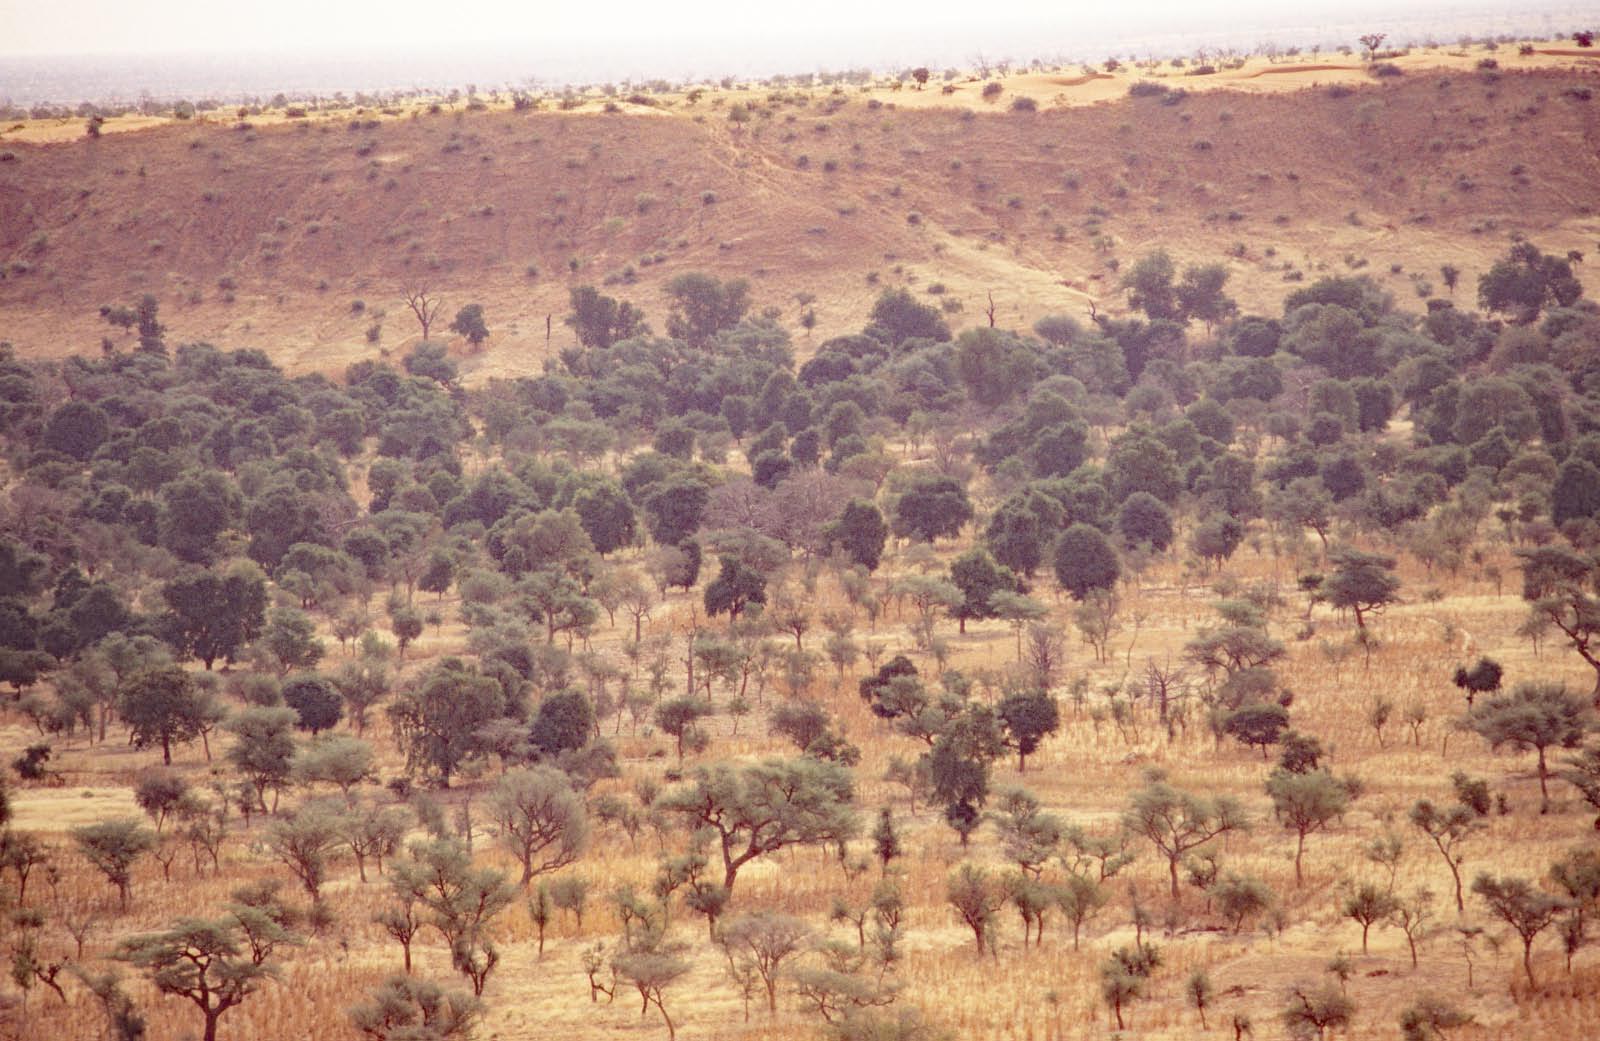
[0,0,1561,57]
[0,0,1587,103]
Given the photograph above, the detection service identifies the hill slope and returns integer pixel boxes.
[2,51,1599,379]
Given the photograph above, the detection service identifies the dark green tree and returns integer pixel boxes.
[565,286,648,348]
[642,477,710,547]
[42,401,111,461]
[530,689,594,758]
[864,288,950,346]
[135,294,165,354]
[1190,514,1244,571]
[572,480,637,556]
[704,555,768,624]
[997,689,1060,772]
[387,660,504,786]
[891,473,973,542]
[281,676,343,735]
[448,304,489,347]
[827,500,888,572]
[1117,492,1174,551]
[948,548,1017,634]
[1552,459,1600,528]
[664,273,750,346]
[1477,242,1583,323]
[158,471,242,564]
[1053,524,1120,601]
[929,707,1005,845]
[120,665,207,765]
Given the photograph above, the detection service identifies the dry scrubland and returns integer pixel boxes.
[3,33,1600,1041]
[7,540,1600,1041]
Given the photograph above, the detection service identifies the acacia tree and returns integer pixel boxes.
[225,707,298,814]
[1516,546,1600,699]
[1283,983,1354,1041]
[614,943,690,1041]
[295,737,377,799]
[1472,873,1567,986]
[389,838,515,997]
[1320,546,1400,629]
[1468,682,1591,813]
[73,818,157,909]
[117,896,300,1041]
[1561,744,1600,823]
[1343,883,1398,953]
[658,757,857,898]
[717,913,813,1014]
[947,863,1005,956]
[266,805,345,904]
[1410,778,1489,912]
[348,975,481,1041]
[486,767,588,887]
[1123,770,1248,900]
[1266,768,1361,885]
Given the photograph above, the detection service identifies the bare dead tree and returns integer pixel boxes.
[1144,659,1189,741]
[1024,624,1067,693]
[403,286,446,340]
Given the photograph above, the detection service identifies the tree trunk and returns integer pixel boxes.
[161,734,172,765]
[1538,746,1550,814]
[1169,856,1181,900]
[1295,831,1305,886]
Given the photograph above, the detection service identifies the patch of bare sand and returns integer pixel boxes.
[11,785,140,831]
